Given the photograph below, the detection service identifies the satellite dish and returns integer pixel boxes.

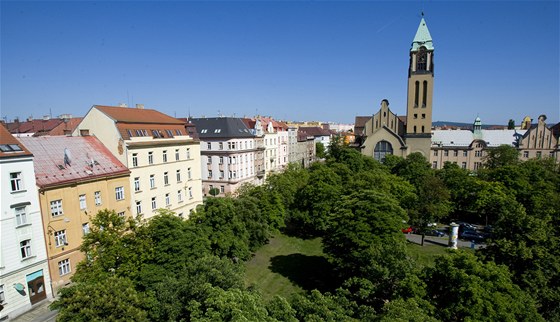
[64,148,72,166]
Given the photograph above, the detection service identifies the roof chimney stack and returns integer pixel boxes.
[136,104,144,109]
[118,103,128,107]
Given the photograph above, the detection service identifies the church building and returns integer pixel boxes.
[359,17,435,160]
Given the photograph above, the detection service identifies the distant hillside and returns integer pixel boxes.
[433,121,505,129]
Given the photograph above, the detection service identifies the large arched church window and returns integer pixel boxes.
[417,47,427,71]
[374,140,393,162]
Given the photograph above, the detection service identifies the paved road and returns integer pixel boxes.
[405,233,484,250]
[10,300,57,322]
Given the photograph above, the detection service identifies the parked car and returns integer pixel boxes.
[425,229,446,237]
[402,226,413,234]
[460,230,485,242]
[457,221,477,231]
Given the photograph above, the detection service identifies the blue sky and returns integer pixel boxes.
[1,1,558,125]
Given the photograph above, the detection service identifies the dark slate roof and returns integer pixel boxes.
[190,117,255,139]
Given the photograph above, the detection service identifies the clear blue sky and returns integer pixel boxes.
[2,1,558,125]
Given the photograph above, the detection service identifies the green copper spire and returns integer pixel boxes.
[411,17,434,52]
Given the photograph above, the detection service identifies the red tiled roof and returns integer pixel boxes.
[19,136,129,188]
[0,125,33,158]
[299,126,331,137]
[48,117,83,136]
[95,105,185,124]
[6,119,63,135]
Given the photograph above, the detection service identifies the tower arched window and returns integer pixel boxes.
[422,125,425,133]
[374,141,393,162]
[422,81,428,107]
[414,81,419,107]
[414,126,417,133]
[417,47,427,71]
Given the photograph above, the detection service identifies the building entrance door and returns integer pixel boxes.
[26,270,47,305]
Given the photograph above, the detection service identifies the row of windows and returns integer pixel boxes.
[207,168,254,180]
[132,148,191,167]
[433,150,471,157]
[50,187,125,217]
[208,185,226,194]
[136,188,193,214]
[134,169,192,192]
[206,154,255,165]
[78,191,102,210]
[126,128,183,138]
[206,141,254,151]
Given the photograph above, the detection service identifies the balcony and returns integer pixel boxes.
[256,170,265,178]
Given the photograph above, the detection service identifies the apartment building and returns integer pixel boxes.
[74,105,203,219]
[0,127,52,320]
[18,135,131,294]
[191,117,262,196]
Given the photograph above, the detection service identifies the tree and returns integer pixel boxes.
[316,141,326,159]
[208,187,220,196]
[482,144,520,169]
[425,251,543,321]
[51,276,149,322]
[508,119,515,129]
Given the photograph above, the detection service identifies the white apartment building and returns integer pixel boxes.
[0,127,52,320]
[73,105,203,219]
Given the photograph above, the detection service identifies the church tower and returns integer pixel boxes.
[405,16,434,156]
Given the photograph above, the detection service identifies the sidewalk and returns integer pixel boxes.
[10,300,57,322]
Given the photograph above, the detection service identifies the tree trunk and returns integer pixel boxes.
[421,233,425,246]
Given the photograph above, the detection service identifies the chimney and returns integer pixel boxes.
[27,116,33,121]
[118,103,128,107]
[136,104,145,109]
[42,115,50,121]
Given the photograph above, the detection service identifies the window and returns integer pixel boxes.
[186,148,191,159]
[475,150,482,157]
[433,150,438,156]
[134,177,141,192]
[132,153,138,167]
[374,141,393,162]
[220,186,225,193]
[54,230,67,247]
[220,170,224,179]
[414,114,418,119]
[188,187,193,199]
[463,150,468,157]
[163,150,168,162]
[432,161,438,169]
[444,150,449,157]
[165,193,170,206]
[118,211,125,217]
[188,168,192,180]
[82,223,90,235]
[219,156,223,164]
[422,81,428,107]
[150,174,155,188]
[58,259,71,276]
[454,150,458,157]
[207,142,212,150]
[207,156,212,164]
[151,197,157,210]
[461,162,467,169]
[0,285,4,303]
[208,170,213,178]
[164,172,169,185]
[417,47,427,71]
[15,206,27,226]
[115,187,124,200]
[50,200,63,216]
[148,151,153,165]
[10,172,23,191]
[20,239,32,259]
[166,129,174,137]
[536,151,542,158]
[219,142,223,150]
[474,162,482,170]
[523,151,529,158]
[175,149,180,161]
[94,191,102,205]
[176,170,181,182]
[79,194,87,210]
[414,81,419,107]
[177,190,183,202]
[136,201,142,214]
[422,114,426,119]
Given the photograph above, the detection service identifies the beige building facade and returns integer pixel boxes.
[74,105,203,219]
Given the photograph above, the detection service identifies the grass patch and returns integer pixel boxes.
[406,242,450,267]
[245,233,336,300]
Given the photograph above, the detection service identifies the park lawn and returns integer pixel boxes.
[406,242,451,267]
[244,233,330,301]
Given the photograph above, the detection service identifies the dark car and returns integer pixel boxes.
[460,230,485,242]
[425,229,446,237]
